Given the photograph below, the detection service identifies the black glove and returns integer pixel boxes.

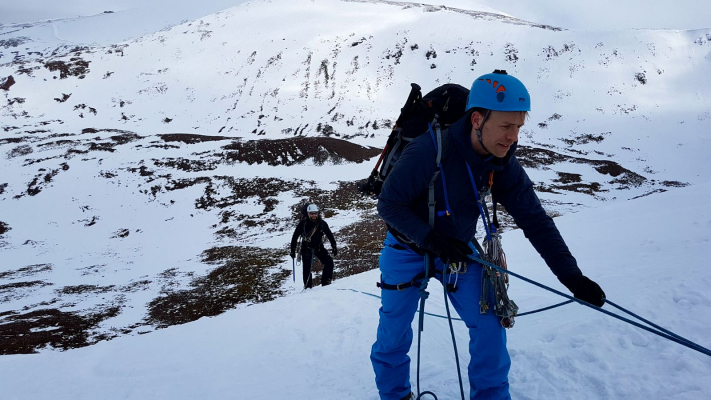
[566,275,606,307]
[423,231,472,263]
[290,250,295,259]
[332,247,338,257]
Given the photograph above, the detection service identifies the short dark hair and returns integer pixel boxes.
[468,107,489,116]
[469,107,529,121]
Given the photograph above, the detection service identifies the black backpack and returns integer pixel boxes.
[299,203,310,221]
[357,83,470,198]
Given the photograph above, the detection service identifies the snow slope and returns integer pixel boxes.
[1,183,709,399]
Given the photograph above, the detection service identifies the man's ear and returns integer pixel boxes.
[470,111,481,130]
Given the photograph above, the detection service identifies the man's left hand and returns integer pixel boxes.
[332,248,338,257]
[567,276,606,307]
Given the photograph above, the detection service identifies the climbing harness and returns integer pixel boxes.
[376,245,459,293]
[302,220,320,246]
[296,221,319,267]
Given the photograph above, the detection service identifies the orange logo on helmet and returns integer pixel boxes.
[480,78,507,102]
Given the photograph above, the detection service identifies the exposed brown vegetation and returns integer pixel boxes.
[0,221,10,236]
[159,133,230,144]
[517,145,647,191]
[0,263,51,279]
[222,136,381,166]
[0,75,16,91]
[0,307,120,355]
[332,213,387,278]
[146,246,290,327]
[0,281,54,303]
[44,57,91,79]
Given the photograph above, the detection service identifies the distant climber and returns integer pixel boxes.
[290,203,337,288]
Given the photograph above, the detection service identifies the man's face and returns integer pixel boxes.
[470,111,526,158]
[309,212,318,220]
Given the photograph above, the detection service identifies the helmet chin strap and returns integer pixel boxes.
[475,110,492,155]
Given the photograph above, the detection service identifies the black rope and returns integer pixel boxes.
[415,254,432,399]
[416,391,438,400]
[338,289,573,321]
[443,265,466,400]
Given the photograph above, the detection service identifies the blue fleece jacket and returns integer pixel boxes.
[377,115,583,286]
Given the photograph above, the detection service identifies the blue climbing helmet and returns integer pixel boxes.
[465,69,531,112]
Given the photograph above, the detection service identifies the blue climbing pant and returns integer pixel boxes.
[370,233,511,400]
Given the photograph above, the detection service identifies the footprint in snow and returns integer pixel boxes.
[629,329,650,347]
[569,335,585,349]
[541,332,556,343]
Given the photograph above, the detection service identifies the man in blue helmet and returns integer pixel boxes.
[370,70,606,400]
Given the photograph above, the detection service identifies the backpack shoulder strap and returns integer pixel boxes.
[303,220,321,241]
[427,124,440,228]
[379,129,405,180]
[427,120,452,227]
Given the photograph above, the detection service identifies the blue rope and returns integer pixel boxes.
[340,266,711,358]
[465,253,711,358]
[604,299,709,354]
[465,164,491,241]
[517,300,574,316]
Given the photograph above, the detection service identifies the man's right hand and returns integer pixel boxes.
[290,251,295,259]
[423,231,472,263]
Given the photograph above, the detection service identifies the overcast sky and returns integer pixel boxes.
[0,0,709,30]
